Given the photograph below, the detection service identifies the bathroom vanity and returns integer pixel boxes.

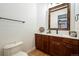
[35,3,79,56]
[35,33,79,56]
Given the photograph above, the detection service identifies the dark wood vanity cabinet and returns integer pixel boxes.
[35,34,79,56]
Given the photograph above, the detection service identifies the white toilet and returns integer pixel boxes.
[3,41,28,56]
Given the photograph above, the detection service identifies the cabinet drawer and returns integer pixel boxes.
[63,42,73,49]
[50,36,62,42]
[62,38,79,45]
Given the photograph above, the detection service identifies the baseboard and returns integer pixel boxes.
[26,47,35,53]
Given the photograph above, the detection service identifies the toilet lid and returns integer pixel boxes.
[12,51,28,56]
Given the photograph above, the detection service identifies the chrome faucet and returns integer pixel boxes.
[56,29,58,34]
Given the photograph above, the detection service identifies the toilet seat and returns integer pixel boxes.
[12,51,28,56]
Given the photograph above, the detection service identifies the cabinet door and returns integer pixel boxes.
[62,43,74,56]
[61,43,79,56]
[49,40,58,55]
[49,36,70,56]
[49,40,65,55]
[35,34,43,50]
[42,35,49,53]
[62,38,79,56]
[72,45,79,56]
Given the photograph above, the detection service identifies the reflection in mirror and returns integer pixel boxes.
[50,8,67,29]
[58,14,67,29]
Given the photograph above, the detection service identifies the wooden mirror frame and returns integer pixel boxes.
[48,3,70,30]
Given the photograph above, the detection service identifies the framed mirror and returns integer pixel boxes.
[48,3,70,30]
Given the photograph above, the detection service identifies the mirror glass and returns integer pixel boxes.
[50,8,67,29]
[48,3,70,30]
[74,3,79,31]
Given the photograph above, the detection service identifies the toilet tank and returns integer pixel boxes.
[3,41,23,56]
